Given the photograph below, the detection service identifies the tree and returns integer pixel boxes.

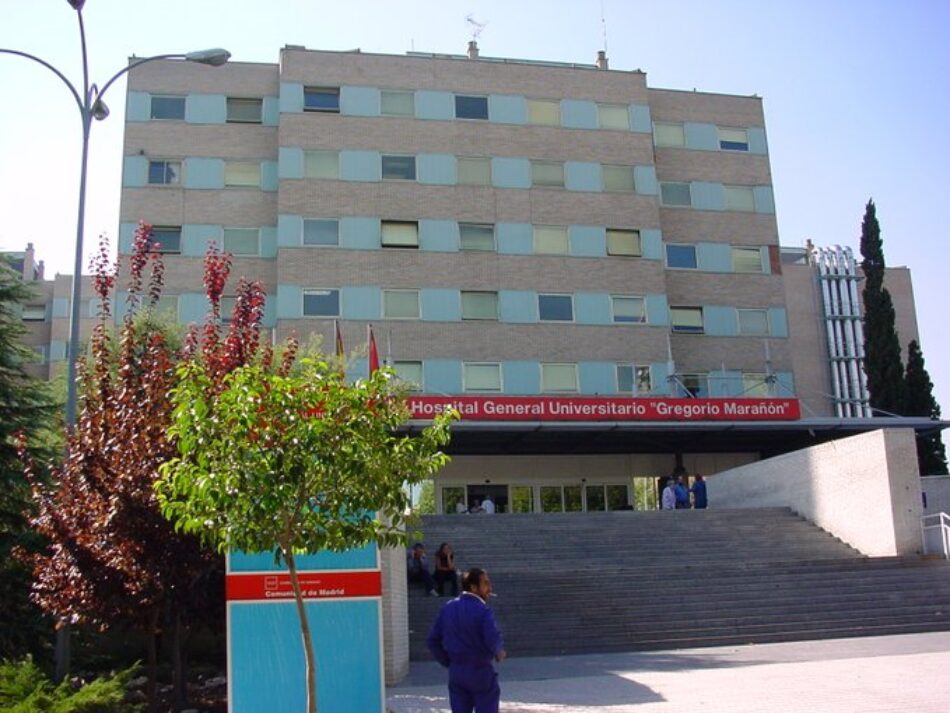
[860,199,906,414]
[158,358,456,713]
[416,480,436,514]
[904,340,948,475]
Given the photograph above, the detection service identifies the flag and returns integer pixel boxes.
[334,320,344,360]
[368,324,380,374]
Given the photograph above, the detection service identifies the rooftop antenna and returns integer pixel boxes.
[465,14,487,42]
[600,0,608,54]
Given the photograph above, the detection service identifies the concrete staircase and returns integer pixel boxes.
[408,509,950,658]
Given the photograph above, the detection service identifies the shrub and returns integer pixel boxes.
[0,658,140,712]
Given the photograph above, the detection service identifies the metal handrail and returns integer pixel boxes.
[921,512,950,559]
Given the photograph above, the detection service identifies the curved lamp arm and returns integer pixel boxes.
[97,48,231,107]
[0,48,84,114]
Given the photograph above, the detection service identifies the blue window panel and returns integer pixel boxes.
[775,371,795,397]
[182,225,221,256]
[278,147,304,179]
[499,291,537,323]
[564,162,602,192]
[52,297,69,319]
[419,220,459,252]
[260,298,277,328]
[630,104,652,133]
[488,94,527,124]
[185,94,226,124]
[179,293,208,324]
[569,225,606,257]
[691,181,725,211]
[502,362,540,395]
[455,95,489,120]
[538,294,573,321]
[341,287,381,320]
[579,362,616,395]
[118,223,136,254]
[126,91,151,122]
[421,289,461,321]
[709,370,744,397]
[574,293,612,325]
[754,186,776,214]
[560,99,598,129]
[279,82,304,113]
[768,308,789,337]
[276,285,303,319]
[748,127,769,155]
[340,217,381,250]
[496,223,533,254]
[696,242,732,272]
[684,122,719,151]
[424,360,463,394]
[260,227,278,258]
[634,165,658,196]
[303,220,339,247]
[86,298,103,319]
[183,158,224,189]
[49,340,67,362]
[340,150,381,182]
[261,161,279,192]
[122,156,147,187]
[649,361,671,395]
[261,96,280,126]
[760,247,772,275]
[641,229,663,260]
[415,90,455,120]
[347,358,369,381]
[417,154,456,185]
[704,306,738,336]
[666,244,698,269]
[645,294,670,326]
[490,158,531,189]
[340,86,380,116]
[278,214,303,247]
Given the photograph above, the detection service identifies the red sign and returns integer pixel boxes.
[226,570,382,602]
[407,396,800,422]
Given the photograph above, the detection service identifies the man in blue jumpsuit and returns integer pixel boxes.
[426,567,506,713]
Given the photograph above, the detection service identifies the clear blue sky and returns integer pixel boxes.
[2,0,948,411]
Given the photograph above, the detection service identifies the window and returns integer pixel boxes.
[151,226,181,254]
[381,90,414,117]
[538,294,573,322]
[219,296,237,323]
[541,363,577,393]
[455,95,488,120]
[527,99,560,126]
[742,372,771,397]
[597,103,629,130]
[459,223,495,251]
[223,228,259,256]
[531,160,564,188]
[679,373,709,398]
[732,247,763,273]
[303,219,339,246]
[304,150,339,179]
[533,225,568,255]
[224,161,260,188]
[150,95,185,120]
[463,363,502,392]
[719,127,749,151]
[666,244,698,269]
[381,155,416,180]
[724,185,755,212]
[303,289,340,317]
[383,289,419,319]
[606,229,641,257]
[461,291,498,320]
[603,164,635,192]
[738,309,770,336]
[612,296,646,323]
[457,157,491,185]
[147,160,180,185]
[654,122,685,148]
[660,181,691,206]
[381,221,418,248]
[226,97,262,124]
[154,295,179,319]
[617,364,652,394]
[22,305,46,321]
[304,87,340,112]
[393,360,423,391]
[670,306,704,334]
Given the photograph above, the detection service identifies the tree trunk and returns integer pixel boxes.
[53,624,70,682]
[146,609,160,713]
[285,548,318,713]
[171,610,188,711]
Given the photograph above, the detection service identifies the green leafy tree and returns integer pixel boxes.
[416,480,436,514]
[860,199,906,414]
[904,339,948,475]
[158,358,456,713]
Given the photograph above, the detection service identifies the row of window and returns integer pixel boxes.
[151,95,266,123]
[147,159,266,188]
[655,123,751,151]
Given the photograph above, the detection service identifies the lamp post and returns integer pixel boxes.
[1,0,229,680]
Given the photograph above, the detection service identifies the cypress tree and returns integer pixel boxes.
[904,340,948,475]
[860,199,906,414]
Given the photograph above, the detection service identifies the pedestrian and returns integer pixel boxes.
[456,498,468,514]
[434,542,460,597]
[482,494,495,514]
[469,498,484,514]
[674,474,690,509]
[427,567,506,713]
[407,542,438,597]
[661,478,676,510]
[691,474,708,509]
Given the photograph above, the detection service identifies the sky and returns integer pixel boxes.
[1,0,948,410]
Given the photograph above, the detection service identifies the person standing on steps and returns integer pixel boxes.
[674,474,691,509]
[691,473,708,509]
[661,478,676,510]
[427,568,506,713]
[482,494,495,514]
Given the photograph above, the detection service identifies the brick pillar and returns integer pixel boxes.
[380,544,409,684]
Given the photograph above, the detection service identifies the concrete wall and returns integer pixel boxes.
[708,428,923,556]
[922,475,950,516]
[379,545,409,684]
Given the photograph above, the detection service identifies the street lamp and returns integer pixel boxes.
[1,0,229,679]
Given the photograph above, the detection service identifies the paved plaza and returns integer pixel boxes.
[387,631,950,712]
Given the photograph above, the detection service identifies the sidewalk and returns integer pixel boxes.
[387,631,950,712]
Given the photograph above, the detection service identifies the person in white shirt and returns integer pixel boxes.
[661,479,676,510]
[482,495,495,514]
[456,499,467,514]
